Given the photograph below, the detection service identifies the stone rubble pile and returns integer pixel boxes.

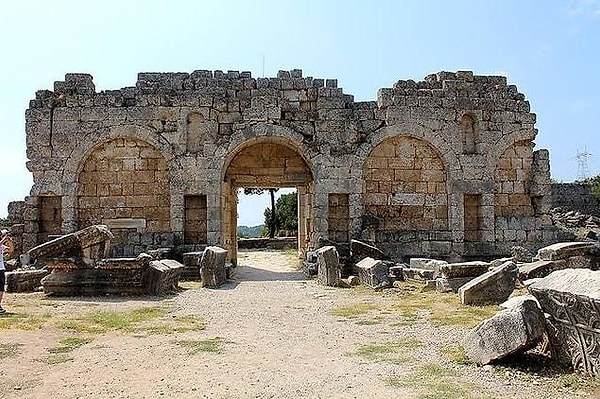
[551,207,600,230]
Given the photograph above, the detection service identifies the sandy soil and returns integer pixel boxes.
[0,250,597,399]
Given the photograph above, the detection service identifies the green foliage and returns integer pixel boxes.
[173,337,229,354]
[48,337,89,354]
[264,192,298,236]
[237,225,264,238]
[590,175,600,199]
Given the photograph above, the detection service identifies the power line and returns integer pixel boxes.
[576,147,592,180]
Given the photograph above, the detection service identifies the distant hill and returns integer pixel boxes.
[238,225,264,238]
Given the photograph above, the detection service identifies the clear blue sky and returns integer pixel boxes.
[1,0,599,220]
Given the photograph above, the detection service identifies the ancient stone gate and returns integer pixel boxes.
[15,69,565,263]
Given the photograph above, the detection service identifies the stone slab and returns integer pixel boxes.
[200,246,228,288]
[459,261,518,305]
[536,241,600,261]
[5,269,49,292]
[355,257,389,288]
[317,246,341,287]
[440,261,489,279]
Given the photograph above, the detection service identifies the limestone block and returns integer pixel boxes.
[536,241,600,261]
[463,298,546,365]
[28,225,113,262]
[200,246,228,288]
[5,269,49,292]
[316,246,341,287]
[350,239,386,261]
[529,269,600,376]
[182,251,204,280]
[518,259,567,281]
[440,261,489,279]
[458,261,518,305]
[435,277,474,293]
[143,259,184,295]
[355,257,389,288]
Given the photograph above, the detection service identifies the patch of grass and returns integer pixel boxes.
[41,353,72,365]
[174,337,229,354]
[441,345,471,365]
[352,339,422,365]
[0,342,22,359]
[0,312,51,330]
[59,306,168,334]
[331,303,377,318]
[355,318,383,326]
[389,282,498,328]
[387,363,480,399]
[48,337,89,354]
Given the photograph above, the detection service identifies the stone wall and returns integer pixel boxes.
[551,182,600,217]
[14,69,565,263]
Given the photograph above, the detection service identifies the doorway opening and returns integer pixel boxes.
[222,138,315,266]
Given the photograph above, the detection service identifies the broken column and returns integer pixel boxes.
[458,261,518,305]
[462,297,546,364]
[200,246,228,288]
[529,269,600,376]
[316,246,341,287]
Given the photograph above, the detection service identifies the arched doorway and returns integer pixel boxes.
[222,138,315,265]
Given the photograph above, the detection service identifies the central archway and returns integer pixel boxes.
[222,137,315,265]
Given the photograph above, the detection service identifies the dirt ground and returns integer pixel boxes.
[0,249,598,399]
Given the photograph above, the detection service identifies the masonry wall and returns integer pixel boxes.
[16,69,564,262]
[551,182,600,217]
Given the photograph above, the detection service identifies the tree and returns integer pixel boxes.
[244,187,278,239]
[263,192,298,237]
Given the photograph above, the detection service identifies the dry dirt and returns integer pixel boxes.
[0,249,598,399]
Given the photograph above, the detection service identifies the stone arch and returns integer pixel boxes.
[494,140,534,217]
[362,135,448,232]
[460,113,477,154]
[221,134,315,264]
[76,137,171,235]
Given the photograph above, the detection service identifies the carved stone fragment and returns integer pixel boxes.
[316,246,341,287]
[200,246,228,288]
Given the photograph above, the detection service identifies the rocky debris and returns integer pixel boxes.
[200,246,228,288]
[463,297,546,365]
[29,225,113,265]
[529,269,600,376]
[347,275,359,286]
[458,261,518,305]
[355,257,389,288]
[303,251,318,276]
[182,251,204,280]
[317,246,341,287]
[499,294,539,310]
[436,261,489,293]
[388,265,404,282]
[550,207,600,230]
[510,246,534,263]
[5,269,49,292]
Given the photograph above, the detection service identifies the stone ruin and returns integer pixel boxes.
[6,68,574,267]
[312,237,600,377]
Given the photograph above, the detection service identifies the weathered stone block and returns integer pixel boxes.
[518,259,567,281]
[200,246,228,288]
[5,269,49,292]
[182,251,204,280]
[316,246,341,287]
[435,277,474,293]
[536,241,600,261]
[458,261,518,305]
[529,269,600,376]
[440,261,489,279]
[350,239,386,261]
[463,298,546,364]
[142,259,184,295]
[28,225,113,263]
[355,257,389,288]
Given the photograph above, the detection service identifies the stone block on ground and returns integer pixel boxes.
[200,246,228,288]
[316,246,341,287]
[463,298,546,365]
[536,241,600,261]
[303,251,318,276]
[518,260,567,281]
[142,259,184,295]
[355,257,389,288]
[182,251,204,280]
[440,261,489,279]
[529,269,600,376]
[458,261,518,305]
[5,269,50,292]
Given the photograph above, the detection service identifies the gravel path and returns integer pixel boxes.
[0,250,596,398]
